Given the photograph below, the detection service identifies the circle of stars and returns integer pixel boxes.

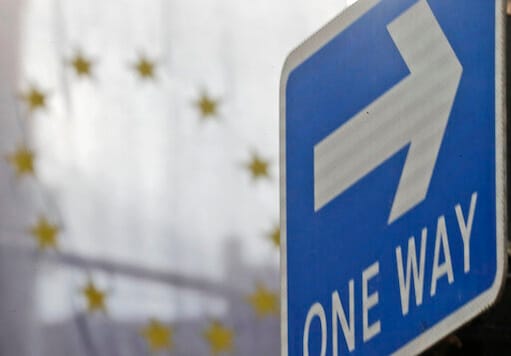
[12,44,280,353]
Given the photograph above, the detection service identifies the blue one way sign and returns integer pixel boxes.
[280,0,506,355]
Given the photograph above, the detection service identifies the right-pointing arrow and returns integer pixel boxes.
[314,0,462,224]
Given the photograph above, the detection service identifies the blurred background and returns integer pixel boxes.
[0,0,357,355]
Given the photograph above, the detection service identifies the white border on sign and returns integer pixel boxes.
[279,1,507,355]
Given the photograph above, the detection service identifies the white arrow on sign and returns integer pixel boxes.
[314,0,462,224]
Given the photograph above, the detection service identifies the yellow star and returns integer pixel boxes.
[141,319,173,352]
[195,93,219,118]
[7,145,35,177]
[29,216,59,250]
[246,284,279,318]
[268,225,280,248]
[246,154,270,179]
[134,56,156,79]
[21,87,46,111]
[70,53,92,77]
[203,321,233,355]
[82,281,107,313]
